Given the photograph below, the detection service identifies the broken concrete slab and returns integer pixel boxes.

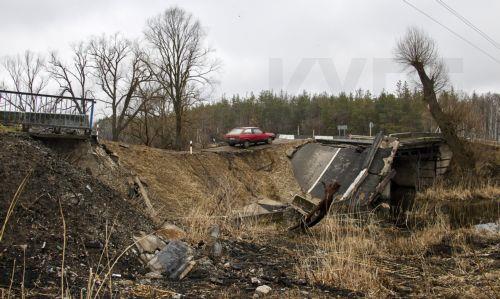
[133,232,167,254]
[291,134,401,210]
[146,240,194,280]
[236,199,288,222]
[255,285,272,295]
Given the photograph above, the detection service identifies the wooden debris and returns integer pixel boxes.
[288,180,341,231]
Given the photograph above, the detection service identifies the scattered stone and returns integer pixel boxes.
[223,262,231,268]
[146,240,194,280]
[297,278,307,285]
[255,285,272,295]
[119,280,134,287]
[133,232,167,253]
[251,277,261,284]
[62,192,84,205]
[119,143,130,148]
[157,223,186,241]
[209,224,220,239]
[231,263,242,271]
[211,241,223,258]
[145,272,163,279]
[210,277,224,284]
[85,240,103,249]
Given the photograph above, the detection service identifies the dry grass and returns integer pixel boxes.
[0,125,20,133]
[294,215,383,295]
[292,201,498,297]
[180,181,281,244]
[416,179,500,202]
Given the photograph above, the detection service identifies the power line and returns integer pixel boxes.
[402,0,500,65]
[436,0,500,50]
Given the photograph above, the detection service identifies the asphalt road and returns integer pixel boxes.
[202,138,293,153]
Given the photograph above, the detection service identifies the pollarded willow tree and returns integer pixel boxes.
[394,27,474,170]
[144,6,219,150]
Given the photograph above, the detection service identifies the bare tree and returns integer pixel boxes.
[394,27,474,170]
[126,81,164,146]
[89,33,150,141]
[144,7,219,150]
[48,42,93,113]
[2,50,48,111]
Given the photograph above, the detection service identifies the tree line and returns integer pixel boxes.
[113,83,498,149]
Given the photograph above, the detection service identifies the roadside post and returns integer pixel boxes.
[190,140,193,155]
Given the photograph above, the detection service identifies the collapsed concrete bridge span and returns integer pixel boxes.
[290,132,452,210]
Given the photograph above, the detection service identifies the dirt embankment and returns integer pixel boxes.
[102,141,305,219]
[0,133,154,294]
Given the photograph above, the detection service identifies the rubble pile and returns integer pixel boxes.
[0,133,155,293]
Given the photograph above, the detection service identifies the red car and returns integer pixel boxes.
[224,127,276,148]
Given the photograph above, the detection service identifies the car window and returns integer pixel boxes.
[243,129,252,134]
[228,128,243,134]
[253,128,263,134]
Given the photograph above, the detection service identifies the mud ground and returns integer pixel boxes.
[0,133,154,295]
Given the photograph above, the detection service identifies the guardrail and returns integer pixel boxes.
[0,89,95,131]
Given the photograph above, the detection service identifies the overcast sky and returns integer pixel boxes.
[1,0,499,100]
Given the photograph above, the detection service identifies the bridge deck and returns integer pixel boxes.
[1,111,89,129]
[0,89,95,134]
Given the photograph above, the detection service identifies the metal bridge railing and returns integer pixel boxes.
[0,89,95,131]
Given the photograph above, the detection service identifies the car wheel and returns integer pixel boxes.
[243,141,250,149]
[266,138,273,144]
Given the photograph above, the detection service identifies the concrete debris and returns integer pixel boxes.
[62,192,84,205]
[139,253,156,264]
[146,240,195,280]
[206,224,223,258]
[157,223,186,241]
[133,232,167,254]
[255,285,272,295]
[474,222,500,234]
[289,180,341,231]
[236,199,288,222]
